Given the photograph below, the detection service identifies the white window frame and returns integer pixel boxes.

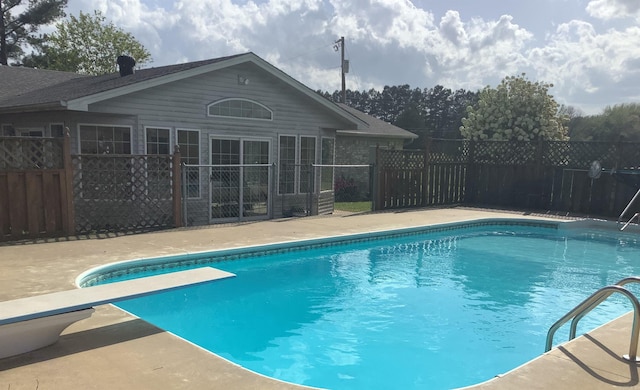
[320,136,335,193]
[1,124,15,136]
[299,135,317,194]
[144,126,173,155]
[142,127,173,200]
[177,128,202,199]
[77,123,133,155]
[207,98,273,121]
[278,134,298,195]
[15,127,45,137]
[75,124,134,201]
[49,123,65,137]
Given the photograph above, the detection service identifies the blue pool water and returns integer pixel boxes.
[92,221,640,389]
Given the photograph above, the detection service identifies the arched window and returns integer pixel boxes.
[207,98,273,120]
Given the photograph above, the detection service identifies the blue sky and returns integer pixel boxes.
[65,0,640,115]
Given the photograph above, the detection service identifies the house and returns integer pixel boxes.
[0,53,415,232]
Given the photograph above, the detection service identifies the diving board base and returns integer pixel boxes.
[0,308,94,359]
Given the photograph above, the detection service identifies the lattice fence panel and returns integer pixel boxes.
[428,140,469,163]
[472,141,538,165]
[0,137,63,170]
[72,154,174,233]
[378,149,424,169]
[545,141,619,168]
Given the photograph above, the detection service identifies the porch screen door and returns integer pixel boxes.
[210,138,270,221]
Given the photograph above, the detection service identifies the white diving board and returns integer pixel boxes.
[0,267,235,359]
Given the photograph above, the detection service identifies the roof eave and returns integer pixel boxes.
[337,130,418,139]
[0,101,68,114]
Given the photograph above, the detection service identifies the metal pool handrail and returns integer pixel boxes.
[545,283,640,362]
[618,187,640,230]
[569,277,640,340]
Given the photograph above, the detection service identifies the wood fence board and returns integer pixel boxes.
[26,171,44,235]
[7,173,27,238]
[0,174,9,237]
[42,172,62,233]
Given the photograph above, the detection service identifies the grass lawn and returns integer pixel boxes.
[334,201,372,213]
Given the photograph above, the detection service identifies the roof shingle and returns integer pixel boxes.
[0,54,246,109]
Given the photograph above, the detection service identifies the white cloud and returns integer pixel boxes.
[428,12,533,91]
[586,0,640,20]
[61,0,640,114]
[529,20,640,112]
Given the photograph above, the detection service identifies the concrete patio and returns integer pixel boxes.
[0,207,638,389]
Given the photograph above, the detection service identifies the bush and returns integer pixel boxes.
[334,176,361,202]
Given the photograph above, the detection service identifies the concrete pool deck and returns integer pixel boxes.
[0,207,638,389]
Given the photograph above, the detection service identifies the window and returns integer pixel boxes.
[16,128,44,137]
[50,124,65,137]
[321,137,335,191]
[278,135,317,195]
[77,124,133,201]
[145,128,172,197]
[1,124,15,136]
[299,136,316,193]
[207,98,272,120]
[145,127,171,155]
[278,135,296,194]
[79,125,131,154]
[178,129,200,198]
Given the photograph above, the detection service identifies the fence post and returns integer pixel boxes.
[374,145,382,210]
[172,145,183,228]
[423,137,431,206]
[464,140,476,203]
[62,128,76,236]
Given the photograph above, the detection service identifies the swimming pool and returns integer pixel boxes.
[78,219,640,389]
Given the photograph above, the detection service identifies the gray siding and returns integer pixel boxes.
[89,63,352,158]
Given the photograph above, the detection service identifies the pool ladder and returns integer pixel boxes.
[618,188,640,231]
[545,277,640,362]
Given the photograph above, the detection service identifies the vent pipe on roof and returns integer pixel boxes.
[117,55,136,77]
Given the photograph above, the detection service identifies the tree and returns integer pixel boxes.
[22,10,151,75]
[321,84,477,146]
[460,74,568,141]
[394,104,426,148]
[0,0,67,65]
[570,103,640,142]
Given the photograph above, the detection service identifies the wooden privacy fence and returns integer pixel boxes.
[1,134,183,242]
[375,139,640,218]
[0,136,74,241]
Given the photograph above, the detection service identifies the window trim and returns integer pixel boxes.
[49,123,65,137]
[177,128,202,199]
[207,98,273,121]
[278,134,298,196]
[144,126,173,155]
[1,124,15,136]
[320,136,335,193]
[77,123,133,155]
[299,135,317,194]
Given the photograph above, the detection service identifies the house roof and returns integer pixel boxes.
[0,65,88,102]
[0,53,370,131]
[336,103,417,139]
[0,54,247,112]
[0,54,413,140]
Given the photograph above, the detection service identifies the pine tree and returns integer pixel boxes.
[0,0,67,65]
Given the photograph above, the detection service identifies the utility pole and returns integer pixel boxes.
[335,36,347,104]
